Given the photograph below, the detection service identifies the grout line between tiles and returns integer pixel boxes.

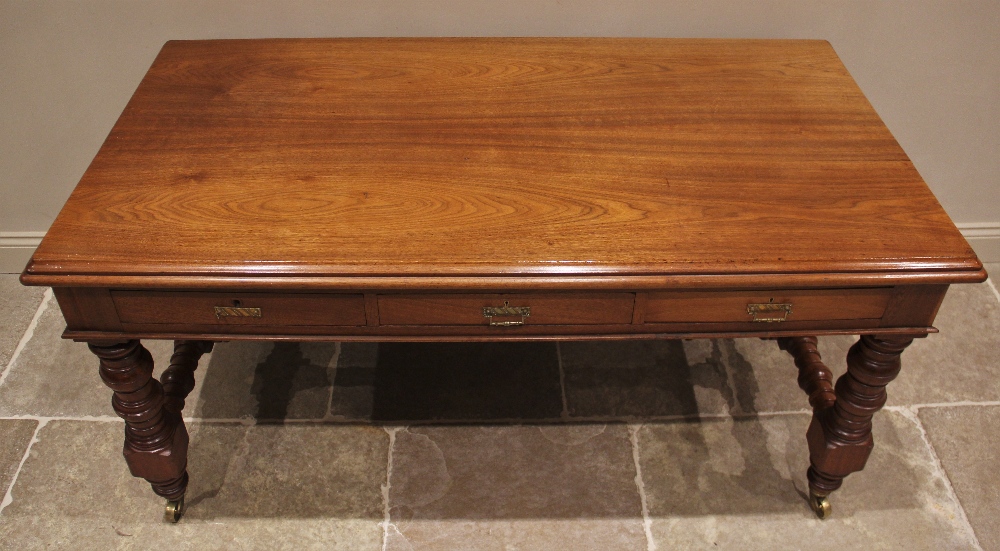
[628,424,657,551]
[0,418,48,516]
[0,414,121,423]
[380,426,399,551]
[264,409,814,425]
[183,417,256,425]
[896,406,984,551]
[0,288,52,390]
[986,277,1000,305]
[886,401,1000,410]
[0,409,813,426]
[555,341,570,420]
[2,403,997,427]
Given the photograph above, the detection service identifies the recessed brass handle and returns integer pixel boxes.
[483,301,530,327]
[747,303,792,322]
[214,306,262,319]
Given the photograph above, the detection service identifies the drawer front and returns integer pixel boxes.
[644,288,891,324]
[112,291,367,326]
[378,293,635,326]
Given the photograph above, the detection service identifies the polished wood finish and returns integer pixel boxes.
[378,293,634,326]
[21,38,983,287]
[25,270,987,290]
[66,323,935,344]
[112,291,367,326]
[91,340,188,501]
[645,288,890,324]
[161,341,213,414]
[20,38,987,520]
[880,284,949,327]
[58,286,941,338]
[806,335,913,498]
[777,336,837,410]
[53,287,122,332]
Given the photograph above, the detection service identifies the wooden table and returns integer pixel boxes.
[20,38,986,522]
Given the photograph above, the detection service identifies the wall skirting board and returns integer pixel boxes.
[0,232,46,274]
[959,223,1000,266]
[2,226,999,274]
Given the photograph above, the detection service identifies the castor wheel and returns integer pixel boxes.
[164,496,185,523]
[809,491,831,519]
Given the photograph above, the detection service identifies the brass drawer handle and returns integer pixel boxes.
[483,301,530,327]
[214,301,262,319]
[747,303,792,322]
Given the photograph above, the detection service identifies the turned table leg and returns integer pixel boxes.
[90,339,212,522]
[162,341,214,415]
[792,334,913,518]
[777,336,837,411]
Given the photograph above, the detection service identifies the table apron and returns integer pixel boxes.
[52,285,948,341]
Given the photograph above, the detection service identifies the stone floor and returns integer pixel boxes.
[0,267,998,550]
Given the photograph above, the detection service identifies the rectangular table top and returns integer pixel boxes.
[24,38,984,289]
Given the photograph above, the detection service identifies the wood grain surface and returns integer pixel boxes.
[377,292,635,325]
[644,288,891,323]
[24,38,983,285]
[111,291,368,326]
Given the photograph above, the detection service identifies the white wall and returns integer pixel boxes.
[2,0,998,270]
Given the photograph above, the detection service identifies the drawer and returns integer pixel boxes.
[378,293,635,326]
[644,288,891,324]
[111,291,368,326]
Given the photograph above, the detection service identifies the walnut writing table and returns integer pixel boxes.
[20,38,987,522]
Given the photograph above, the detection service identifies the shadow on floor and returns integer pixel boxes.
[177,339,920,520]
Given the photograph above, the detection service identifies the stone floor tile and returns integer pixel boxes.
[738,282,1000,413]
[368,342,563,421]
[888,283,1000,405]
[0,276,46,368]
[0,419,36,497]
[0,303,176,417]
[560,339,743,418]
[920,405,1000,551]
[386,424,646,550]
[0,420,387,550]
[638,411,976,549]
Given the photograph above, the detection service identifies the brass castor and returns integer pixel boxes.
[164,496,184,523]
[809,491,831,520]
